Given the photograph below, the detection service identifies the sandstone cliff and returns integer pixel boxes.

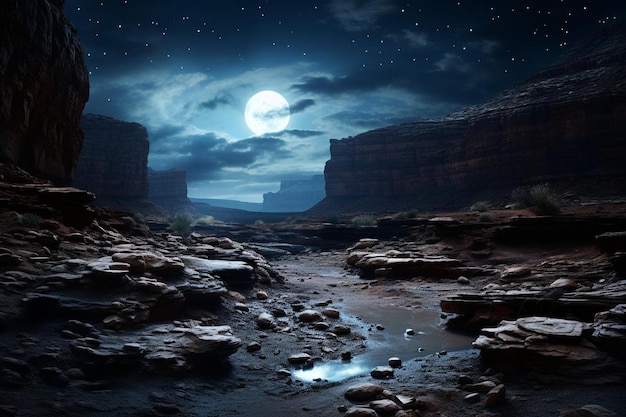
[74,114,149,199]
[322,23,626,211]
[148,168,188,200]
[0,0,89,183]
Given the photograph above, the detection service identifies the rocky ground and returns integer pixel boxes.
[1,180,625,416]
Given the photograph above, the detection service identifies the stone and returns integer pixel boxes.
[370,365,394,379]
[246,342,261,352]
[369,399,401,415]
[256,313,276,329]
[549,278,579,291]
[560,404,617,417]
[256,290,268,300]
[462,380,497,393]
[344,383,385,402]
[182,256,254,286]
[484,384,505,407]
[331,325,351,336]
[516,316,584,339]
[464,393,481,403]
[298,310,324,323]
[322,308,341,319]
[393,395,416,409]
[388,357,402,368]
[287,353,311,364]
[344,407,378,417]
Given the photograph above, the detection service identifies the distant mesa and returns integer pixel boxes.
[319,22,626,212]
[263,175,326,212]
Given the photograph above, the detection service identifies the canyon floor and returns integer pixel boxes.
[1,201,625,417]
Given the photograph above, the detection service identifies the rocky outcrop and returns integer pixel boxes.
[323,23,626,211]
[263,175,325,212]
[148,168,187,200]
[74,114,149,199]
[0,0,89,183]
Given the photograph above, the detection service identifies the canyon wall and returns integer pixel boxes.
[74,114,149,199]
[0,0,90,183]
[323,23,626,211]
[148,168,188,200]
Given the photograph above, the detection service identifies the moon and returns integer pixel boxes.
[244,90,290,136]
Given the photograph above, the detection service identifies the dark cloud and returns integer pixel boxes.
[148,124,187,144]
[269,129,324,138]
[329,0,395,32]
[290,99,316,114]
[199,93,235,110]
[150,132,291,181]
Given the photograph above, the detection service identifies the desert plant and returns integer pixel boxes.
[351,214,376,226]
[194,215,220,226]
[392,210,418,220]
[478,213,495,222]
[18,212,42,227]
[511,185,560,215]
[470,201,490,212]
[322,213,340,224]
[167,213,192,236]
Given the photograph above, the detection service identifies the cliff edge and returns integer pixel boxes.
[321,23,626,212]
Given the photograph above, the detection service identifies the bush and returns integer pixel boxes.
[351,214,376,226]
[322,213,340,224]
[479,213,494,222]
[195,215,220,226]
[168,213,192,236]
[18,213,42,227]
[511,185,560,215]
[470,201,490,212]
[392,210,418,220]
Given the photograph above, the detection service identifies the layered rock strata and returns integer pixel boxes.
[0,0,89,183]
[74,114,149,199]
[323,23,626,210]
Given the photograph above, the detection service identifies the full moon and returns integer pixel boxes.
[244,90,290,136]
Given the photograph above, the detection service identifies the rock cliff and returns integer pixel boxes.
[148,168,188,201]
[0,0,89,183]
[263,175,325,212]
[322,23,626,211]
[74,114,149,199]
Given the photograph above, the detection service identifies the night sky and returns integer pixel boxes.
[65,0,626,202]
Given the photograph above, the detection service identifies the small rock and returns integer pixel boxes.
[234,303,249,312]
[344,407,378,417]
[331,325,351,336]
[464,393,481,404]
[256,290,268,300]
[276,368,291,378]
[458,374,473,385]
[405,329,415,335]
[388,357,402,368]
[370,366,394,379]
[560,404,617,417]
[549,278,578,291]
[256,313,276,329]
[462,380,497,393]
[344,383,385,402]
[457,276,470,285]
[246,342,262,352]
[484,384,505,407]
[298,310,323,323]
[322,308,340,319]
[393,394,416,409]
[341,351,353,361]
[314,321,330,330]
[287,353,311,364]
[369,399,400,415]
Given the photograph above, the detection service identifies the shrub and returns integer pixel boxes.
[392,210,418,220]
[323,213,340,224]
[479,213,494,222]
[18,213,42,227]
[195,215,220,226]
[351,214,376,226]
[168,213,192,236]
[511,185,560,215]
[470,201,490,212]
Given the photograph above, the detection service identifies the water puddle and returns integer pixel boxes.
[294,304,474,382]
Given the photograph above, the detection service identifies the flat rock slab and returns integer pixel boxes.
[516,316,583,338]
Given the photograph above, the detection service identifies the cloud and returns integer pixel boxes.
[403,30,430,48]
[322,110,415,131]
[199,92,235,110]
[149,132,292,181]
[290,98,316,114]
[329,0,395,31]
[433,53,472,73]
[270,129,324,138]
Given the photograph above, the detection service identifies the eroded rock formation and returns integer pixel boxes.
[263,175,325,212]
[74,114,149,199]
[323,23,626,210]
[0,0,89,183]
[148,168,187,200]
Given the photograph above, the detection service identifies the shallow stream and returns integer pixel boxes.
[294,304,474,382]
